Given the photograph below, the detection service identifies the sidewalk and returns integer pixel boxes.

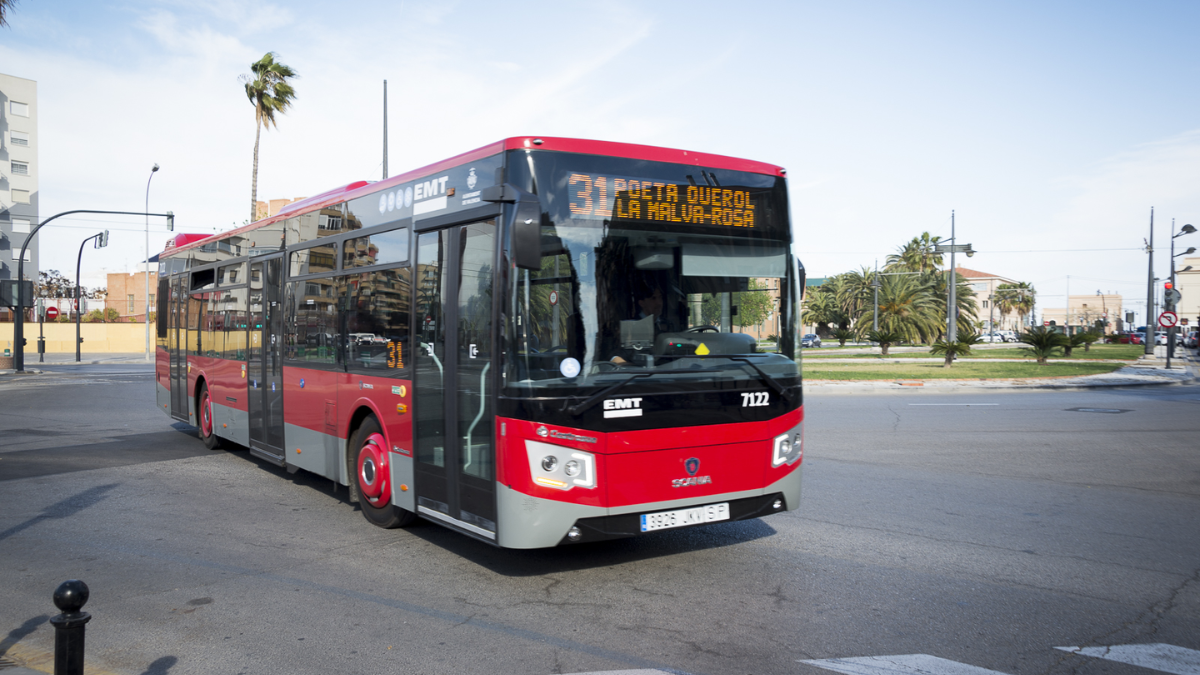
[806,344,1200,390]
[0,352,150,375]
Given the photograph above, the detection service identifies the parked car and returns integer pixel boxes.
[981,332,1005,343]
[801,333,822,348]
[998,330,1018,342]
[1186,331,1199,348]
[1155,331,1168,346]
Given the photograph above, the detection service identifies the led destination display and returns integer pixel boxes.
[565,172,758,228]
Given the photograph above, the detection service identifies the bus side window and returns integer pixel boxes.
[344,267,411,376]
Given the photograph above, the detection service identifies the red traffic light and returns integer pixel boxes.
[1164,281,1173,290]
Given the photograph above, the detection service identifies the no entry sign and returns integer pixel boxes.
[1158,311,1178,328]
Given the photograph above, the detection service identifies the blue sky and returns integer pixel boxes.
[3,0,1199,323]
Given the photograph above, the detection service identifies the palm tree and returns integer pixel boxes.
[1018,326,1068,365]
[0,0,17,27]
[241,52,298,222]
[930,330,982,367]
[855,274,941,345]
[866,329,904,356]
[995,282,1035,331]
[801,287,845,335]
[885,232,944,274]
[838,266,876,322]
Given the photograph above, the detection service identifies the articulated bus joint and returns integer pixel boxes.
[556,492,788,546]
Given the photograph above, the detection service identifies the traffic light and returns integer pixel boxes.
[166,211,175,231]
[94,230,109,248]
[1165,281,1173,291]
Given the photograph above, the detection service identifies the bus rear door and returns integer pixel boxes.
[413,219,498,541]
[247,255,285,463]
[169,275,188,421]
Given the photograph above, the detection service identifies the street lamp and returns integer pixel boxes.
[932,210,975,342]
[76,231,109,362]
[145,163,159,362]
[1166,221,1196,366]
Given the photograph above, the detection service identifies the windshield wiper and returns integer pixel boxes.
[566,372,655,416]
[730,357,793,403]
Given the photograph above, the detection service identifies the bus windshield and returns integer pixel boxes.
[503,152,801,401]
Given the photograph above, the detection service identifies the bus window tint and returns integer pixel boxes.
[345,267,411,374]
[286,278,338,365]
[204,294,224,358]
[187,294,203,356]
[290,244,338,277]
[223,287,249,360]
[343,227,409,269]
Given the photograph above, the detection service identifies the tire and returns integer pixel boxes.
[197,383,221,450]
[349,415,416,529]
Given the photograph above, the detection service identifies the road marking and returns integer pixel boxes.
[567,671,680,675]
[907,404,999,406]
[1055,644,1200,675]
[801,654,1011,675]
[1065,408,1129,414]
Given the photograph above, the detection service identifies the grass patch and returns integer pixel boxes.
[803,343,1144,361]
[802,361,1126,380]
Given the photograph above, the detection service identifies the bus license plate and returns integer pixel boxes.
[640,502,730,532]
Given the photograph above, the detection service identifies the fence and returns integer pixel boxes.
[0,322,149,353]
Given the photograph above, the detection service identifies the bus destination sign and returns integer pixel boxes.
[566,172,757,228]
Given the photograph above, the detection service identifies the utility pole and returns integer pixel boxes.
[1145,208,1155,357]
[872,259,879,332]
[382,80,388,180]
[948,211,956,341]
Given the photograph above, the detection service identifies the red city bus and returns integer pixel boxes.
[155,136,805,548]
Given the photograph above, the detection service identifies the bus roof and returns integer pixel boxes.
[164,136,785,257]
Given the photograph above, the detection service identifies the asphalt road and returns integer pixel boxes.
[0,365,1197,675]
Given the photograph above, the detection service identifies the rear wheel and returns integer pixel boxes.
[198,383,221,450]
[350,415,416,529]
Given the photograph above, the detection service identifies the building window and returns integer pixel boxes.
[10,101,29,117]
[150,294,155,307]
[10,130,29,147]
[11,249,31,262]
[127,294,135,314]
[11,189,29,204]
[982,300,989,309]
[12,161,29,176]
[12,219,31,233]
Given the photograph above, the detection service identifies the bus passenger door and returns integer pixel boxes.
[169,276,188,421]
[413,220,497,541]
[247,255,285,463]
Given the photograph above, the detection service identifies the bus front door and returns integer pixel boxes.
[169,276,188,421]
[247,256,285,464]
[413,220,498,541]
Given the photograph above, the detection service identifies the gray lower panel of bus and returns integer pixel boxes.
[211,402,250,447]
[282,422,415,514]
[495,465,803,549]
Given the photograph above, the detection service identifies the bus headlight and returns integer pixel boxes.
[527,440,597,490]
[772,423,803,467]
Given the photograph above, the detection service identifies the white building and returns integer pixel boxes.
[1176,255,1200,331]
[1,72,39,321]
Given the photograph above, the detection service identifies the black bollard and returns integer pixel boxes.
[49,580,91,675]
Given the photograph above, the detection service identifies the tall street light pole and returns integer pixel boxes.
[1167,221,1197,367]
[933,211,975,342]
[76,231,108,362]
[146,163,160,362]
[1144,208,1156,357]
[14,209,174,373]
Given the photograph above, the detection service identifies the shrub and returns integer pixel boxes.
[1018,326,1069,365]
[866,329,904,357]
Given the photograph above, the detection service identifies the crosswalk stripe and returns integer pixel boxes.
[1056,644,1200,675]
[566,671,679,675]
[801,654,1011,675]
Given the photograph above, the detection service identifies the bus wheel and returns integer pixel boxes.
[350,416,415,529]
[198,383,221,450]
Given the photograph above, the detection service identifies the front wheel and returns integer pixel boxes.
[350,415,416,529]
[198,383,221,450]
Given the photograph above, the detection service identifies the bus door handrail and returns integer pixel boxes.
[462,362,490,472]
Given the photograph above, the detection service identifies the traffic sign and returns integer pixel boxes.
[45,306,60,321]
[1158,311,1178,328]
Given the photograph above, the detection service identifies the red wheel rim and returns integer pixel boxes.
[357,432,390,508]
[200,390,213,437]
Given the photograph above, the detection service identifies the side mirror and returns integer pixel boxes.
[482,183,542,271]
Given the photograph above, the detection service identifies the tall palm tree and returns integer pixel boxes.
[885,232,944,274]
[838,266,876,322]
[995,282,1035,330]
[241,52,298,222]
[0,0,17,27]
[854,274,940,344]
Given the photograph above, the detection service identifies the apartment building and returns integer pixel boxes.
[1,73,39,321]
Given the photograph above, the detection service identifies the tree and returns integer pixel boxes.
[995,282,1035,331]
[241,52,298,223]
[831,327,855,347]
[930,331,982,367]
[801,287,844,336]
[37,270,74,298]
[1018,326,1068,365]
[885,232,944,274]
[1065,331,1100,357]
[0,0,17,27]
[854,274,941,345]
[735,278,773,331]
[866,329,904,357]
